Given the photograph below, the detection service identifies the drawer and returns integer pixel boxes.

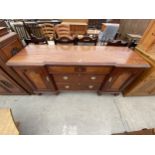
[48,66,112,74]
[53,74,105,83]
[80,75,105,83]
[56,82,100,90]
[48,67,75,74]
[1,39,23,60]
[53,74,79,83]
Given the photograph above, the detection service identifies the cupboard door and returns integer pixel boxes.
[14,67,56,93]
[0,68,26,94]
[137,20,155,51]
[102,68,139,92]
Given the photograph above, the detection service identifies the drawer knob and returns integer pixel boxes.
[108,77,113,82]
[46,76,50,82]
[63,76,69,80]
[88,85,94,89]
[90,76,96,80]
[65,85,70,89]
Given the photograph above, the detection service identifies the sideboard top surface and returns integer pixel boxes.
[7,45,150,68]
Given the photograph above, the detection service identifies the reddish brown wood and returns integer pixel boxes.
[0,32,32,94]
[101,68,144,93]
[7,45,150,68]
[6,44,150,95]
[0,67,27,94]
[13,66,57,94]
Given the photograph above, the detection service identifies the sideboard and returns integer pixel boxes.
[6,45,150,95]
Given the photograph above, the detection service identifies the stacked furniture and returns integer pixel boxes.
[61,21,88,35]
[124,20,155,96]
[7,45,149,95]
[0,31,31,94]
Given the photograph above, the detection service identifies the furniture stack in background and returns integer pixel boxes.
[124,20,155,96]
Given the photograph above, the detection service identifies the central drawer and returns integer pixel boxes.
[48,66,112,91]
[56,83,101,90]
[47,66,112,74]
[52,74,105,83]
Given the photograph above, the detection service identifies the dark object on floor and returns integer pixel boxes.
[113,128,155,135]
[107,40,128,46]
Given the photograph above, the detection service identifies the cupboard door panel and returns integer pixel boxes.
[0,68,26,94]
[14,67,56,93]
[102,68,139,92]
[25,70,47,90]
[110,72,131,90]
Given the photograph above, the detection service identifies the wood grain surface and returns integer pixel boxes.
[7,45,150,68]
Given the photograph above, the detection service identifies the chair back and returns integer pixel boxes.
[23,21,47,45]
[77,36,98,46]
[39,23,54,40]
[54,35,76,45]
[55,24,71,38]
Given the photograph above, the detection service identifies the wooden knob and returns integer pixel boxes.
[88,85,94,89]
[63,76,69,80]
[90,76,96,80]
[65,85,70,89]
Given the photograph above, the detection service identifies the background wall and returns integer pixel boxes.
[118,19,151,39]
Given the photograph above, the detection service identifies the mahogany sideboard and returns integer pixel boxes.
[6,45,150,95]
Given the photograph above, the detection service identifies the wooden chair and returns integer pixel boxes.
[54,24,76,45]
[54,35,76,45]
[106,40,128,46]
[76,35,98,46]
[39,23,55,40]
[55,24,74,38]
[23,21,47,45]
